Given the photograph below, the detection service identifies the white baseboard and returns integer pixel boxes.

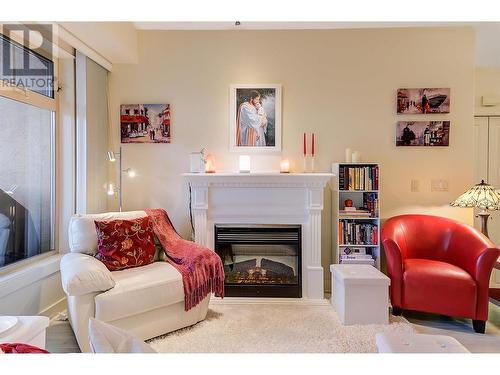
[210,297,330,306]
[40,296,67,319]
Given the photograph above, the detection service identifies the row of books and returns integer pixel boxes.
[338,221,378,245]
[363,193,379,217]
[339,166,379,191]
[339,248,376,265]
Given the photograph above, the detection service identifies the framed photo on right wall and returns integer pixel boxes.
[396,121,450,147]
[397,88,450,114]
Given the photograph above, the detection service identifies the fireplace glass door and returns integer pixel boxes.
[215,225,301,298]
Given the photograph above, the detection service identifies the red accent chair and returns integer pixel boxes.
[382,214,500,333]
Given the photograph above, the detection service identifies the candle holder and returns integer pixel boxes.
[302,155,316,172]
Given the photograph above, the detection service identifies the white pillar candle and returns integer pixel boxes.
[239,155,251,173]
[352,151,361,163]
[345,148,352,163]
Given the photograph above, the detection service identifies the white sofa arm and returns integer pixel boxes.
[60,253,115,296]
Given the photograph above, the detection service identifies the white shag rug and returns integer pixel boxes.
[148,303,415,353]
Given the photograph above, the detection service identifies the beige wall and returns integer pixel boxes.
[475,68,500,116]
[108,28,475,290]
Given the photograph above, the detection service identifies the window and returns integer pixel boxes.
[0,33,56,268]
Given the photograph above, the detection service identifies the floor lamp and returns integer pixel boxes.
[450,180,500,238]
[107,146,136,212]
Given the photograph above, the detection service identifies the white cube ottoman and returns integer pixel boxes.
[375,332,470,353]
[0,316,50,349]
[330,264,390,325]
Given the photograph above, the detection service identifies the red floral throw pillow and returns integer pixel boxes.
[94,217,155,271]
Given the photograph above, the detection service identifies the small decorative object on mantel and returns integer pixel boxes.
[302,132,316,172]
[450,180,500,238]
[189,148,207,173]
[280,158,290,173]
[303,132,307,172]
[396,121,450,147]
[205,154,216,173]
[120,104,171,143]
[397,88,450,114]
[239,155,251,173]
[311,132,315,172]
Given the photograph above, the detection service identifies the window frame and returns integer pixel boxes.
[0,34,60,271]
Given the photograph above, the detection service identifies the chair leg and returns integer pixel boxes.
[391,306,402,316]
[472,320,486,334]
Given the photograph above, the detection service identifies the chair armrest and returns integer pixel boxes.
[60,253,115,296]
[382,238,404,308]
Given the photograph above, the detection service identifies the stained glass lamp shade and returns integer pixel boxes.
[450,180,500,237]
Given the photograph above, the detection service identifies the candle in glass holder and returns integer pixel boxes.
[205,154,216,173]
[280,158,290,173]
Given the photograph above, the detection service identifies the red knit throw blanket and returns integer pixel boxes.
[145,208,224,310]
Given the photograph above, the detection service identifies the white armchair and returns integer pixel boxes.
[60,210,210,353]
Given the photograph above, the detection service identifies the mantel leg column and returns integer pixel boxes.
[305,209,324,299]
[191,185,208,247]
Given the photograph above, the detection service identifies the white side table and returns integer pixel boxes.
[0,316,50,349]
[330,264,390,325]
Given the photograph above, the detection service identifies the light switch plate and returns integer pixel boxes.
[431,179,449,192]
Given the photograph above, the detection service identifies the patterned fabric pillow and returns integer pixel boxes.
[94,217,155,271]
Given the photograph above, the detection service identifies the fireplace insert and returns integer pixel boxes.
[214,225,301,298]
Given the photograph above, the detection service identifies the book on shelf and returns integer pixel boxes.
[338,220,378,245]
[339,165,379,191]
[339,209,371,217]
[340,254,373,260]
[339,258,375,266]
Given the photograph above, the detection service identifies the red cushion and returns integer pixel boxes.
[0,343,49,353]
[94,217,155,271]
[403,259,477,318]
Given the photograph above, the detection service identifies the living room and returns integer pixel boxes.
[1,0,500,372]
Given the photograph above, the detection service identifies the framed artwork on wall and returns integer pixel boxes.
[396,121,450,147]
[229,84,282,153]
[120,104,171,143]
[397,88,450,114]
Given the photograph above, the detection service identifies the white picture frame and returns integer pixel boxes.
[229,84,282,153]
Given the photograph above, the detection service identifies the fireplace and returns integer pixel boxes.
[215,225,301,298]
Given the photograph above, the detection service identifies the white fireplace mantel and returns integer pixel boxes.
[183,172,333,300]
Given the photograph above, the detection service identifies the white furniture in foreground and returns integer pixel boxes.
[0,316,50,349]
[60,210,209,353]
[330,264,390,325]
[88,318,156,353]
[375,332,470,353]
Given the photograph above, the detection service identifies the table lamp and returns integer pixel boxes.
[450,180,500,237]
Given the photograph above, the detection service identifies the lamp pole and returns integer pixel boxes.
[477,209,490,238]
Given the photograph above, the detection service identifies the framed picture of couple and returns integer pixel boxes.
[229,84,282,153]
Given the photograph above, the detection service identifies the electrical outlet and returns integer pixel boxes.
[411,179,420,192]
[431,179,449,192]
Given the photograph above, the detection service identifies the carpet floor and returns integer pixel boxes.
[148,303,415,353]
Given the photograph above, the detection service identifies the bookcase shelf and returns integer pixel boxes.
[332,162,381,269]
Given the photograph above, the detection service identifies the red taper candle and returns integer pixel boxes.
[303,133,307,155]
[312,133,315,156]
